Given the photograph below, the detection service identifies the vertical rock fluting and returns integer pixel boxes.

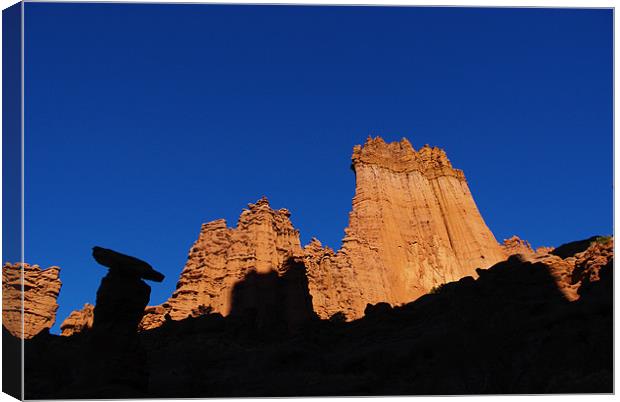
[140,197,304,327]
[2,263,62,339]
[305,137,506,318]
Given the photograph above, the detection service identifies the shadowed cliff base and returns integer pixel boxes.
[229,258,319,336]
[22,247,612,398]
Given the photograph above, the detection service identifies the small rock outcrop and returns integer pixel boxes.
[501,235,535,257]
[534,237,613,301]
[60,303,94,336]
[2,262,62,339]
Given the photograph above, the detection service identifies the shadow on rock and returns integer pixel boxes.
[229,257,319,336]
[24,247,613,398]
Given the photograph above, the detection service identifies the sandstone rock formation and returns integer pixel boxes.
[60,303,94,336]
[528,237,613,301]
[2,263,62,339]
[139,137,507,327]
[303,137,506,318]
[501,236,535,257]
[24,237,613,398]
[139,197,304,329]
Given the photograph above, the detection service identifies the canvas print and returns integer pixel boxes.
[2,2,613,399]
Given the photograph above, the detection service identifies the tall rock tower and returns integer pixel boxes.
[304,137,505,319]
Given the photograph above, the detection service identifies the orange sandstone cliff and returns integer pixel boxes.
[134,136,507,328]
[2,263,62,339]
[59,137,614,333]
[303,137,506,318]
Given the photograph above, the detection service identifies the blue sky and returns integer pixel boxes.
[21,4,612,333]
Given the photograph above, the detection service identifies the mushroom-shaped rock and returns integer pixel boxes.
[92,246,164,282]
[70,247,161,395]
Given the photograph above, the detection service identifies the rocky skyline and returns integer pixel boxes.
[21,5,613,336]
[3,136,612,398]
[4,4,612,398]
[3,137,613,338]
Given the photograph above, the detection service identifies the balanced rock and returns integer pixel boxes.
[90,247,163,333]
[92,246,164,282]
[2,262,62,339]
[67,247,164,396]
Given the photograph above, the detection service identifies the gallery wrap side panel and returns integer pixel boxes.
[3,2,24,400]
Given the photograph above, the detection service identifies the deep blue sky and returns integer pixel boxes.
[22,4,612,333]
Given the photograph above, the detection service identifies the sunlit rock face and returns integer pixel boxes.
[501,235,536,258]
[145,136,504,326]
[61,136,508,331]
[2,263,62,339]
[304,137,506,318]
[60,303,94,336]
[138,197,304,329]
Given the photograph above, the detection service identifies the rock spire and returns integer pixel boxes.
[305,137,506,318]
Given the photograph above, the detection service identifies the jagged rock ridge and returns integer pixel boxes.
[2,263,62,339]
[62,137,527,329]
[134,136,507,327]
[139,197,303,329]
[25,238,613,398]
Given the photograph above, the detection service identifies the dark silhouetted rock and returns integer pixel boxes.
[66,248,164,398]
[551,236,603,259]
[229,257,318,335]
[364,302,392,317]
[92,246,164,282]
